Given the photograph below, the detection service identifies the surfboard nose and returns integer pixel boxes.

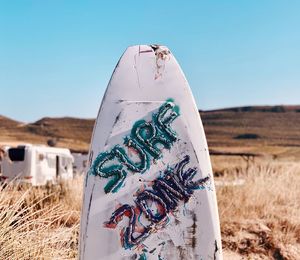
[124,44,170,55]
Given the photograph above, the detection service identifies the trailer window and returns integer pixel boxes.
[61,157,72,170]
[47,157,56,168]
[8,148,25,161]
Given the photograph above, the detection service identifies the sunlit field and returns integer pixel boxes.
[0,157,299,259]
[0,177,82,259]
[215,157,300,259]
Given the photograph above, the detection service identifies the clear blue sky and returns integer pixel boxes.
[1,1,299,122]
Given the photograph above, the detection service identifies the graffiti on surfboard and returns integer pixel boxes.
[89,99,211,259]
[90,99,180,194]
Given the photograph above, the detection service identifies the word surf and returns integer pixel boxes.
[104,155,209,249]
[90,100,180,193]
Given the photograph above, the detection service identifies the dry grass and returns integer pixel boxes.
[0,158,299,259]
[0,177,82,260]
[216,158,300,259]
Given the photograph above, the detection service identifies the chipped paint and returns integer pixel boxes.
[150,45,171,80]
[214,240,219,260]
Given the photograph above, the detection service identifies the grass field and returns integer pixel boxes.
[0,178,81,259]
[0,157,299,259]
[215,157,300,259]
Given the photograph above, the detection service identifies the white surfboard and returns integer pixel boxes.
[79,45,223,260]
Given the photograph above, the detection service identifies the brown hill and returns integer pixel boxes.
[0,105,299,158]
[201,105,300,113]
[26,117,94,144]
[0,115,21,128]
[201,105,300,160]
[0,115,94,152]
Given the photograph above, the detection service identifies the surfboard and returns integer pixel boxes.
[79,45,223,260]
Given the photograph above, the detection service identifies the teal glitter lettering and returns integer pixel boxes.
[90,100,180,193]
[131,120,171,159]
[90,151,127,193]
[153,100,180,142]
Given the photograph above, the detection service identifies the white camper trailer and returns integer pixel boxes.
[1,144,73,186]
[0,145,9,175]
[0,147,5,174]
[72,152,88,176]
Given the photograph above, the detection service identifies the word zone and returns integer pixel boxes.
[104,155,209,249]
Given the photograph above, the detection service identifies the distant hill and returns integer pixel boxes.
[0,116,94,152]
[1,105,299,159]
[201,105,300,160]
[26,117,94,144]
[200,105,300,113]
[0,115,21,127]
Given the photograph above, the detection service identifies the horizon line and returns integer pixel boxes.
[2,103,300,124]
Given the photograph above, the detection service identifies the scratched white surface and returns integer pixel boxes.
[79,45,223,260]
